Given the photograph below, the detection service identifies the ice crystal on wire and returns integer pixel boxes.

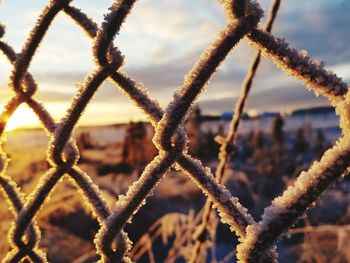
[0,0,349,262]
[236,135,350,262]
[246,30,348,100]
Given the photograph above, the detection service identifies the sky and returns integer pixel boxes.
[0,0,349,127]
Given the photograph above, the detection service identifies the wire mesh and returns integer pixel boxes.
[0,0,349,262]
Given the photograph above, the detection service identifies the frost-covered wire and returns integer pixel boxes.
[11,0,72,98]
[229,1,348,101]
[91,1,263,260]
[0,175,46,263]
[190,1,281,262]
[246,29,348,101]
[0,2,125,261]
[63,11,350,263]
[0,22,72,262]
[0,0,349,262]
[237,134,350,262]
[60,0,262,260]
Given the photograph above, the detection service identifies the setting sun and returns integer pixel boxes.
[0,104,40,131]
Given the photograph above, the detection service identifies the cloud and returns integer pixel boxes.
[198,83,330,114]
[0,0,348,124]
[267,0,350,64]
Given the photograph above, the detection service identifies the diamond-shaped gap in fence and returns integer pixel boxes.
[241,46,336,111]
[32,174,106,261]
[192,35,281,120]
[78,81,148,124]
[22,15,97,121]
[12,171,105,260]
[4,160,118,262]
[124,168,203,233]
[104,0,230,111]
[114,0,225,68]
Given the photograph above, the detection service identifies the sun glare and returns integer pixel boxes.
[0,104,40,131]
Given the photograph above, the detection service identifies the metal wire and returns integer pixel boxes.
[0,0,348,262]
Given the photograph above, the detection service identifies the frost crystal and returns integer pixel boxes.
[0,0,349,261]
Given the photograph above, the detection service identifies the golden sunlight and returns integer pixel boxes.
[0,104,40,131]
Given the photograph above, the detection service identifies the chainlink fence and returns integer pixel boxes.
[0,0,349,262]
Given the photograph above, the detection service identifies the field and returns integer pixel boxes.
[1,111,349,262]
